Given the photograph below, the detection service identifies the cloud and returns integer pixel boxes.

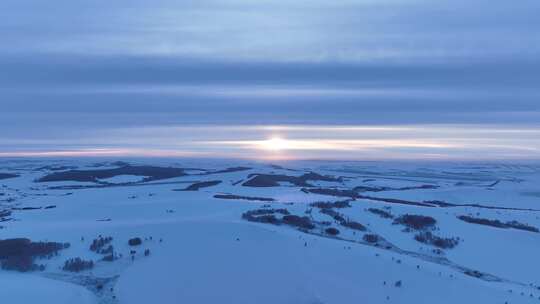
[1,0,539,159]
[1,0,539,63]
[2,124,540,160]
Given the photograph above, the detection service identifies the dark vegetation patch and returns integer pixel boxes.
[464,270,485,278]
[177,180,222,191]
[302,172,342,183]
[486,180,501,188]
[206,167,251,174]
[360,195,540,211]
[423,200,458,207]
[242,199,366,235]
[304,188,441,207]
[393,214,437,230]
[243,172,341,187]
[359,195,437,207]
[243,214,280,224]
[354,186,390,192]
[354,184,438,193]
[13,206,42,211]
[128,237,142,246]
[319,209,366,231]
[243,174,309,187]
[0,210,12,219]
[310,200,351,209]
[243,209,290,216]
[341,220,367,231]
[414,232,460,249]
[457,215,539,233]
[0,173,19,180]
[88,235,119,261]
[320,208,345,222]
[232,179,244,186]
[363,234,379,243]
[325,227,340,235]
[214,194,275,202]
[35,165,77,172]
[0,238,69,272]
[367,208,394,219]
[305,189,526,211]
[423,199,540,211]
[399,184,439,191]
[505,221,539,232]
[36,165,186,183]
[90,236,113,253]
[63,257,94,272]
[241,209,315,230]
[303,188,358,198]
[282,215,316,229]
[242,209,290,224]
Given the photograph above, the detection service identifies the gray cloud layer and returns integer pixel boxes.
[1,0,539,158]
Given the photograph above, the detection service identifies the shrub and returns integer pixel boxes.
[246,214,280,224]
[414,231,459,249]
[182,180,222,191]
[506,220,539,233]
[63,258,94,272]
[325,227,340,235]
[458,215,539,233]
[128,237,142,246]
[311,200,351,209]
[0,210,12,218]
[319,209,366,231]
[367,208,393,219]
[464,270,483,278]
[393,214,436,230]
[341,220,366,231]
[363,234,379,243]
[213,194,275,202]
[0,238,68,272]
[241,209,289,225]
[320,209,345,222]
[242,209,289,217]
[90,236,113,252]
[282,215,315,230]
[457,215,505,228]
[2,255,35,272]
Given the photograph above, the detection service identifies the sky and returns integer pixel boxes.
[1,0,540,160]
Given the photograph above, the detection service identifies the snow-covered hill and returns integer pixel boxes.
[1,158,539,304]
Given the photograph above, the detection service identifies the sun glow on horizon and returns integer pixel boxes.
[259,137,289,151]
[2,125,540,161]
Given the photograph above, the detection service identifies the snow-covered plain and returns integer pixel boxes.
[1,158,539,303]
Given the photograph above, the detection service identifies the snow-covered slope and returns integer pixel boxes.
[0,159,539,303]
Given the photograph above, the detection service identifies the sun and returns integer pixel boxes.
[260,137,289,151]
